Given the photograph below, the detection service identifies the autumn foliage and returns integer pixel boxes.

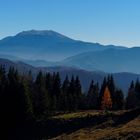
[101,86,112,110]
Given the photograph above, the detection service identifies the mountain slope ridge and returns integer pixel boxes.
[0,58,140,95]
[60,47,140,73]
[0,30,126,61]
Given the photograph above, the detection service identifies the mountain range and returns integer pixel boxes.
[1,30,140,73]
[60,47,140,73]
[0,30,126,61]
[22,47,140,74]
[0,29,140,94]
[0,58,140,96]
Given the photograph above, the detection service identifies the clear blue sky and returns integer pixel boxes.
[0,0,140,47]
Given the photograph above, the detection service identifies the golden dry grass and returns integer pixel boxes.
[50,115,140,140]
[52,110,100,120]
[52,110,127,120]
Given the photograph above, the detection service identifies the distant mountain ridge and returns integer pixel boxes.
[60,47,140,73]
[1,30,140,74]
[17,46,140,74]
[0,58,140,95]
[0,30,126,61]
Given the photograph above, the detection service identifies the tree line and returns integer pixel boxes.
[0,66,140,124]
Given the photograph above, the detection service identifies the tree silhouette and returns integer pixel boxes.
[87,80,99,109]
[61,75,70,111]
[126,80,140,109]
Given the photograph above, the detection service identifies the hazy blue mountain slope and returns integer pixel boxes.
[0,58,37,75]
[0,31,140,73]
[0,54,21,61]
[40,66,140,95]
[0,30,126,61]
[61,47,140,73]
[0,58,139,95]
[40,66,105,92]
[23,59,57,67]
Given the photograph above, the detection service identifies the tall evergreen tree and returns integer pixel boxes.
[20,77,34,120]
[51,72,61,111]
[68,75,76,111]
[114,89,124,110]
[107,75,116,109]
[61,75,70,111]
[33,71,50,118]
[45,73,52,93]
[99,77,107,107]
[134,79,140,101]
[87,80,99,109]
[75,76,82,109]
[3,67,34,128]
[0,66,8,133]
[126,80,139,109]
[0,66,6,96]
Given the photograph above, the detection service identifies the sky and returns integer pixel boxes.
[0,0,140,47]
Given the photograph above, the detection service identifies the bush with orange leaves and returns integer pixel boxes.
[101,86,112,110]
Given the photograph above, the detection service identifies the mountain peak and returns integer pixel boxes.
[17,30,56,36]
[16,29,74,41]
[0,29,126,61]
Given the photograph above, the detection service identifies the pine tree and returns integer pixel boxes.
[87,80,99,109]
[99,77,107,107]
[75,76,82,109]
[68,75,76,111]
[126,80,140,109]
[0,66,7,110]
[114,89,124,110]
[20,77,34,120]
[108,75,115,96]
[61,75,69,111]
[0,66,8,133]
[6,67,21,120]
[45,73,52,94]
[135,79,140,101]
[107,75,116,109]
[4,67,35,126]
[33,71,50,118]
[0,66,6,95]
[52,72,61,111]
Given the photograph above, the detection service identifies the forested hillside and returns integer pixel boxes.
[0,66,140,139]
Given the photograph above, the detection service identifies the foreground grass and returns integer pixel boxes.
[50,118,140,140]
[52,110,127,120]
[52,110,101,120]
[49,110,140,140]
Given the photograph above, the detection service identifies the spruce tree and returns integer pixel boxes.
[33,71,50,118]
[20,77,34,120]
[99,77,107,107]
[68,75,76,111]
[135,79,140,101]
[61,75,69,111]
[87,80,99,109]
[52,72,61,111]
[75,76,82,109]
[126,80,140,109]
[107,75,116,109]
[114,89,124,110]
[0,66,8,132]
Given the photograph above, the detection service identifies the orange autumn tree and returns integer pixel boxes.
[101,86,112,110]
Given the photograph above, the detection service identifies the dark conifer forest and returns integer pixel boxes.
[0,66,140,139]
